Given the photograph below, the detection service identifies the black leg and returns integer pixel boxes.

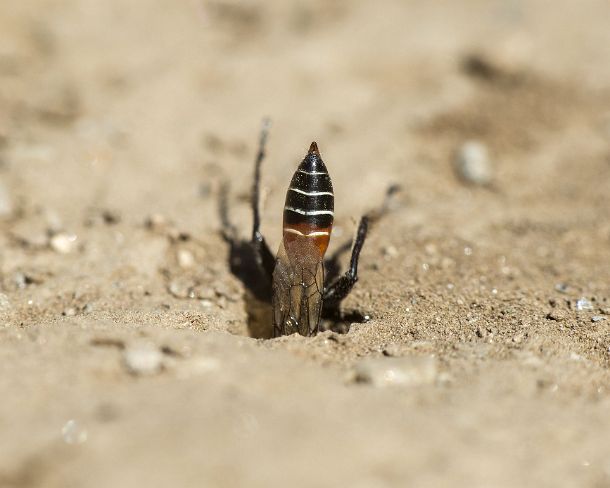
[322,215,368,311]
[324,183,401,280]
[250,118,275,280]
[322,184,401,314]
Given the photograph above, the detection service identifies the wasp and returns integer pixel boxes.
[220,122,396,337]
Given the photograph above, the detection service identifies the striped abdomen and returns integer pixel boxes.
[283,142,334,257]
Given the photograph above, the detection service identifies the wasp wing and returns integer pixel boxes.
[272,239,324,337]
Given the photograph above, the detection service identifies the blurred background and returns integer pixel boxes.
[1,1,609,487]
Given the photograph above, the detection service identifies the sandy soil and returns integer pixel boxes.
[1,1,610,486]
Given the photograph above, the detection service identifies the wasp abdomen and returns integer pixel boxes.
[283,142,334,256]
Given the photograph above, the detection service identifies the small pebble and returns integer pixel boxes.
[592,316,606,323]
[61,419,88,445]
[382,343,405,357]
[145,213,167,229]
[168,277,195,299]
[12,270,45,288]
[123,341,163,376]
[50,233,78,254]
[454,141,493,186]
[382,245,398,258]
[554,283,570,294]
[512,332,525,343]
[546,310,566,322]
[352,355,437,388]
[144,213,178,237]
[177,249,195,269]
[462,40,531,83]
[13,272,27,289]
[575,298,593,312]
[62,307,77,317]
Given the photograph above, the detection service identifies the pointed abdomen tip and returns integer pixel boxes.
[308,141,320,156]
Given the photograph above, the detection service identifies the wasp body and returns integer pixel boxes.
[272,142,333,336]
[221,123,395,338]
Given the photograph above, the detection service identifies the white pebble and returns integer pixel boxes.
[177,249,195,269]
[454,141,493,186]
[123,342,163,376]
[62,307,77,317]
[61,419,88,445]
[576,298,593,311]
[353,355,438,388]
[50,233,78,254]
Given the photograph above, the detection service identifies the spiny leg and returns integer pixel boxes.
[322,184,401,315]
[250,118,275,280]
[324,183,401,283]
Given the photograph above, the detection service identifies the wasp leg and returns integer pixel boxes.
[250,118,275,280]
[322,184,401,315]
[325,183,400,284]
[322,215,368,313]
